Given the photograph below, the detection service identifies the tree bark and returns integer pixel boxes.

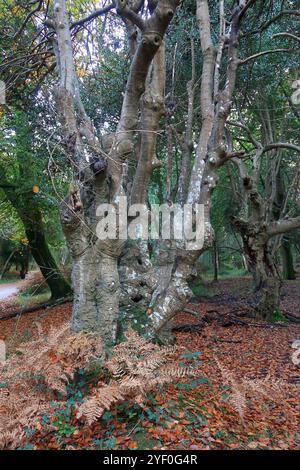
[3,187,71,299]
[281,237,296,280]
[23,212,72,299]
[51,0,180,347]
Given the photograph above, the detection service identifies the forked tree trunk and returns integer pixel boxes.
[147,0,245,340]
[52,0,180,347]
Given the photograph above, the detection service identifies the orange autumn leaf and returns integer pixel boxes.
[174,424,183,434]
[36,422,42,431]
[116,437,125,445]
[128,441,138,450]
[48,351,58,363]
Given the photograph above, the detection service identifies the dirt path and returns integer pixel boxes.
[0,271,43,317]
[0,283,20,301]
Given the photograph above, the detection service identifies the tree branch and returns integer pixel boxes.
[239,48,291,66]
[272,32,300,44]
[262,142,300,154]
[116,0,146,30]
[268,217,300,237]
[253,10,300,34]
[70,3,115,29]
[13,0,43,39]
[227,120,261,148]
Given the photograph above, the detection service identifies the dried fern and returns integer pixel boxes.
[215,357,296,422]
[0,323,103,449]
[0,324,188,447]
[215,358,247,419]
[77,327,191,425]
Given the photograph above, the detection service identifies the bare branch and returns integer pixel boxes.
[262,143,300,154]
[272,32,300,44]
[268,217,300,237]
[253,9,300,34]
[14,0,43,39]
[70,3,115,29]
[116,0,146,31]
[227,120,261,148]
[239,48,291,66]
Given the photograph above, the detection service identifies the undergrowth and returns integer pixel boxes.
[0,325,191,449]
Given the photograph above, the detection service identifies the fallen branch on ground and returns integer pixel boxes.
[0,296,73,321]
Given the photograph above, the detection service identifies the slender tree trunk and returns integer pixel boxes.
[4,188,71,299]
[24,219,72,299]
[213,239,219,281]
[281,237,296,280]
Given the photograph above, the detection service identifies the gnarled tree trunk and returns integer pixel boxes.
[51,0,180,347]
[236,221,281,319]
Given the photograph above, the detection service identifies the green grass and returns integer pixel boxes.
[0,271,20,283]
[189,281,215,298]
[13,283,51,308]
[217,267,248,279]
[189,266,250,298]
[13,292,51,308]
[203,266,248,281]
[268,309,289,323]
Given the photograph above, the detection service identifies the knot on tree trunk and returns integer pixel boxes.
[143,90,165,114]
[60,188,83,231]
[141,32,163,48]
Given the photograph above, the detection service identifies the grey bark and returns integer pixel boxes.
[148,0,245,341]
[50,0,179,347]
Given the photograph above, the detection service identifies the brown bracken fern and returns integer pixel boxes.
[0,323,103,449]
[76,327,191,424]
[215,357,297,423]
[0,325,189,448]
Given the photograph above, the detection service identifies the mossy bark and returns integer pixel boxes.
[281,238,296,280]
[24,216,72,299]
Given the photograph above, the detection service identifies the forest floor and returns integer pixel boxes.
[0,275,299,450]
[0,271,39,302]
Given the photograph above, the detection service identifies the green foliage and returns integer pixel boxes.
[53,408,77,438]
[189,280,215,298]
[268,310,289,324]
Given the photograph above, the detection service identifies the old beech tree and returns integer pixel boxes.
[37,0,300,346]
